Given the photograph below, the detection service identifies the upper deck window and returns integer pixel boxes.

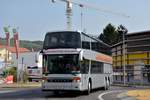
[43,32,81,49]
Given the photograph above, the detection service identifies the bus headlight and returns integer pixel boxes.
[73,77,81,82]
[42,77,48,82]
[42,80,45,83]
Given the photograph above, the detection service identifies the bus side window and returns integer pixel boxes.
[82,42,90,49]
[80,59,89,74]
[91,61,103,74]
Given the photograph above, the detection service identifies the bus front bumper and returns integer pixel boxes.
[42,82,84,91]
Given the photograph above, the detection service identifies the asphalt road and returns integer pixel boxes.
[0,86,134,100]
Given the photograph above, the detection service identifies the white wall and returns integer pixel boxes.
[11,52,42,67]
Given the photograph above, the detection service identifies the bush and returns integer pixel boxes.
[23,69,28,83]
[9,67,17,82]
[2,69,9,77]
[3,67,29,83]
[3,67,17,82]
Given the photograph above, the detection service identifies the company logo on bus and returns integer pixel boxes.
[96,54,112,64]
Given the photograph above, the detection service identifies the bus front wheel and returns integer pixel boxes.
[86,81,91,95]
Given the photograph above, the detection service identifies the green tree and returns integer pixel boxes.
[98,23,121,46]
[0,38,43,51]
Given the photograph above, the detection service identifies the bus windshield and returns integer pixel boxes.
[43,32,81,49]
[43,54,80,74]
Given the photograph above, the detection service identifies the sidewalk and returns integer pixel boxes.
[0,82,41,88]
[117,89,150,100]
[127,89,150,100]
[113,83,150,89]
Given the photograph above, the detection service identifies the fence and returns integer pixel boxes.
[113,68,150,86]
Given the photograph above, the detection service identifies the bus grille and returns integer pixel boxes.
[47,79,72,82]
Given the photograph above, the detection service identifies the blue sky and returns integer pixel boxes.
[0,0,150,40]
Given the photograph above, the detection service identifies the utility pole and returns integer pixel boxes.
[122,29,126,85]
[21,57,24,83]
[118,25,128,86]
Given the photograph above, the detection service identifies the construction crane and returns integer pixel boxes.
[51,0,129,31]
[52,0,73,30]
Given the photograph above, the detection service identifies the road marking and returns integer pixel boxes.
[0,90,17,94]
[98,90,123,100]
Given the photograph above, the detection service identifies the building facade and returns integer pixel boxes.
[112,31,150,85]
[0,45,30,67]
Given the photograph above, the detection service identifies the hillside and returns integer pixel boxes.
[0,38,43,51]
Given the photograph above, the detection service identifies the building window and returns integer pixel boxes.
[121,75,123,81]
[148,73,150,83]
[115,75,118,81]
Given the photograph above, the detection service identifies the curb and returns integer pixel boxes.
[98,90,125,100]
[112,84,135,87]
[0,90,18,94]
[0,83,41,88]
[117,92,136,100]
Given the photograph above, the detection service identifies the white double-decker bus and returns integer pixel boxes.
[41,31,112,94]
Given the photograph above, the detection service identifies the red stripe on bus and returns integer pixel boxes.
[96,54,112,64]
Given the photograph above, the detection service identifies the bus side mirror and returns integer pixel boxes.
[40,50,43,53]
[79,51,83,61]
[79,55,83,61]
[35,60,38,63]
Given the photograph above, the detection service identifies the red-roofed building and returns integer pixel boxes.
[7,47,30,53]
[0,45,30,53]
[0,45,30,64]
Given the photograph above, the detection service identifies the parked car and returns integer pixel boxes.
[27,66,42,82]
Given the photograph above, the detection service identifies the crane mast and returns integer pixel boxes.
[66,0,72,30]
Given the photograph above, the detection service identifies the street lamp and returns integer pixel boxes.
[118,25,128,85]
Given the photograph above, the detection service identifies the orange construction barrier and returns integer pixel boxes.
[5,75,13,84]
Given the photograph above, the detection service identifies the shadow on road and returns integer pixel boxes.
[45,91,81,98]
[0,87,105,99]
[0,88,82,99]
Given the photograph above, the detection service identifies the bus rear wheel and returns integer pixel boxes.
[105,77,110,90]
